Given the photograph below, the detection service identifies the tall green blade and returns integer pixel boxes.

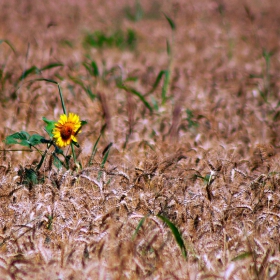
[157,214,187,259]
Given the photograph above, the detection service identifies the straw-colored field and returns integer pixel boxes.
[1,1,280,279]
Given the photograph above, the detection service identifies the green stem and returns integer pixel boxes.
[57,82,78,167]
[58,83,67,115]
[71,142,77,166]
[58,83,78,165]
[36,150,47,171]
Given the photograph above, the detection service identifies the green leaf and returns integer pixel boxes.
[72,140,80,148]
[83,61,99,77]
[68,75,96,100]
[231,252,252,261]
[4,131,31,146]
[88,133,102,166]
[151,96,159,111]
[81,120,88,126]
[46,215,53,230]
[132,216,147,240]
[30,79,67,115]
[28,134,45,146]
[85,86,96,100]
[43,117,56,137]
[0,39,17,54]
[18,66,40,82]
[163,13,176,30]
[120,85,153,113]
[91,61,99,77]
[53,154,63,169]
[55,146,64,155]
[162,70,170,105]
[4,131,46,148]
[157,214,187,259]
[18,168,39,187]
[40,63,64,71]
[148,70,166,94]
[98,143,112,180]
[65,155,71,170]
[166,39,171,56]
[26,168,38,184]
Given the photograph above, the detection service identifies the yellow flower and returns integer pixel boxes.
[53,113,81,147]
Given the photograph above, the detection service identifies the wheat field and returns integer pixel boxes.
[1,1,280,279]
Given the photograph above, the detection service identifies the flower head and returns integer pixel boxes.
[53,113,81,147]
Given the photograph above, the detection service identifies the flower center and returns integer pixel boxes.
[60,123,73,140]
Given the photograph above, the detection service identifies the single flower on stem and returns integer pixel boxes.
[53,113,81,147]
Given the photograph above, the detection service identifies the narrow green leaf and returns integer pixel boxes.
[151,96,159,111]
[30,79,67,115]
[19,66,40,82]
[249,74,262,79]
[0,39,17,54]
[70,75,86,91]
[148,70,165,94]
[88,133,101,166]
[65,155,71,170]
[91,61,99,76]
[69,75,96,100]
[132,216,146,240]
[125,76,138,82]
[83,61,99,77]
[72,140,80,148]
[46,215,53,230]
[163,14,176,30]
[43,117,56,137]
[157,214,187,259]
[166,39,171,56]
[41,62,64,71]
[231,252,252,261]
[120,85,153,113]
[36,150,47,171]
[30,78,58,84]
[98,143,112,180]
[162,70,170,105]
[85,86,96,100]
[101,144,112,167]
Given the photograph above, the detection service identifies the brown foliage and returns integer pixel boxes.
[1,0,280,279]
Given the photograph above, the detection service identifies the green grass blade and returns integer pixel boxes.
[132,216,146,240]
[163,13,176,30]
[98,143,112,180]
[29,78,67,115]
[40,63,64,71]
[83,61,99,77]
[69,75,96,100]
[101,143,113,165]
[166,39,171,56]
[19,66,40,82]
[147,70,165,94]
[88,133,102,166]
[120,85,153,113]
[0,39,17,54]
[157,214,187,259]
[68,75,86,89]
[231,252,252,261]
[161,70,169,105]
